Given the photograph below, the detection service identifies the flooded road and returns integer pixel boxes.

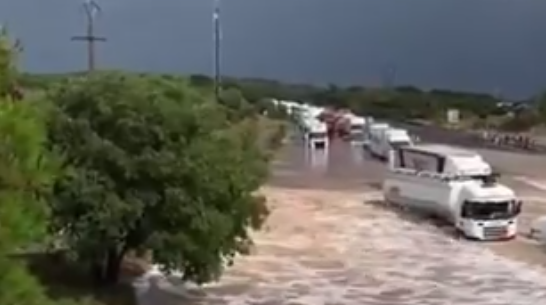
[134,136,546,305]
[269,138,384,190]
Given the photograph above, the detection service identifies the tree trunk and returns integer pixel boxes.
[104,247,123,284]
[90,248,124,286]
[90,258,105,285]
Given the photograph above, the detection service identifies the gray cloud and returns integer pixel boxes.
[1,0,545,97]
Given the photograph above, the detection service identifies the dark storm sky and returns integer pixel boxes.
[1,0,546,97]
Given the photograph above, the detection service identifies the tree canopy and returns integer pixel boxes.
[46,72,270,285]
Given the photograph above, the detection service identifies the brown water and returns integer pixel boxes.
[133,137,546,305]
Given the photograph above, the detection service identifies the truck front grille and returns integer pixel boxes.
[483,226,507,239]
[313,141,326,149]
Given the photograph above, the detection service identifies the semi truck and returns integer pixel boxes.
[347,115,366,134]
[364,122,389,147]
[317,108,351,140]
[368,127,412,159]
[346,114,366,143]
[302,118,329,149]
[382,144,522,241]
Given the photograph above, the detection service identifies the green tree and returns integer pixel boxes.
[0,27,60,305]
[0,26,22,98]
[0,98,59,305]
[219,87,256,121]
[537,92,546,122]
[47,72,269,286]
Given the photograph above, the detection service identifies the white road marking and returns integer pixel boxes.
[520,196,546,203]
[513,176,546,192]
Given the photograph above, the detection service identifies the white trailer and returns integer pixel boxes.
[364,122,389,148]
[383,144,522,241]
[369,127,412,159]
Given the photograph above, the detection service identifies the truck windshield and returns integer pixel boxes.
[462,200,518,220]
[309,132,327,139]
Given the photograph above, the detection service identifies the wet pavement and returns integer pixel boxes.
[134,132,546,305]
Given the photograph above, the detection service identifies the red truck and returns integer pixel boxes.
[317,108,351,140]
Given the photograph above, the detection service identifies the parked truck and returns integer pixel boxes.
[364,122,388,147]
[317,108,351,140]
[369,127,412,159]
[303,118,329,149]
[383,144,522,241]
[346,114,366,142]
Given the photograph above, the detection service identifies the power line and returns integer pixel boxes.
[383,64,397,89]
[213,0,222,101]
[71,0,106,72]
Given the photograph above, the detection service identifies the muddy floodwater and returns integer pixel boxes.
[134,138,546,305]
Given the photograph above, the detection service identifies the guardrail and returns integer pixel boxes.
[475,131,546,152]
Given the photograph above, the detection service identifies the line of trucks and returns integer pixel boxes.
[271,99,523,241]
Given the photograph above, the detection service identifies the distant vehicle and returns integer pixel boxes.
[383,144,522,241]
[347,115,366,134]
[302,118,329,150]
[369,127,412,159]
[364,122,389,147]
[317,108,351,140]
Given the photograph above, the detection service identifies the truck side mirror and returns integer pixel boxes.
[515,200,522,215]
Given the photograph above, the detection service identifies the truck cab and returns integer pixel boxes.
[454,175,521,240]
[346,115,366,142]
[304,119,329,150]
[384,144,521,241]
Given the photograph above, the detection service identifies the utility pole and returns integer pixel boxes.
[383,64,397,89]
[71,0,105,72]
[213,0,222,102]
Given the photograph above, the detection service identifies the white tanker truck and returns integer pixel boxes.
[383,144,522,241]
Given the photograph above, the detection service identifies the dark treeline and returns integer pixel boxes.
[16,71,546,132]
[185,74,543,131]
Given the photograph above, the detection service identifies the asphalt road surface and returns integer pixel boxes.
[394,121,546,155]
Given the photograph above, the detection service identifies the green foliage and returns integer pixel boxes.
[0,26,22,98]
[0,98,59,305]
[46,72,269,285]
[537,92,546,122]
[500,112,539,132]
[219,87,257,121]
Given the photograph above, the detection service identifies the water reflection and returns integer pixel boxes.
[350,144,364,165]
[269,133,386,190]
[305,147,329,170]
[303,141,366,171]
